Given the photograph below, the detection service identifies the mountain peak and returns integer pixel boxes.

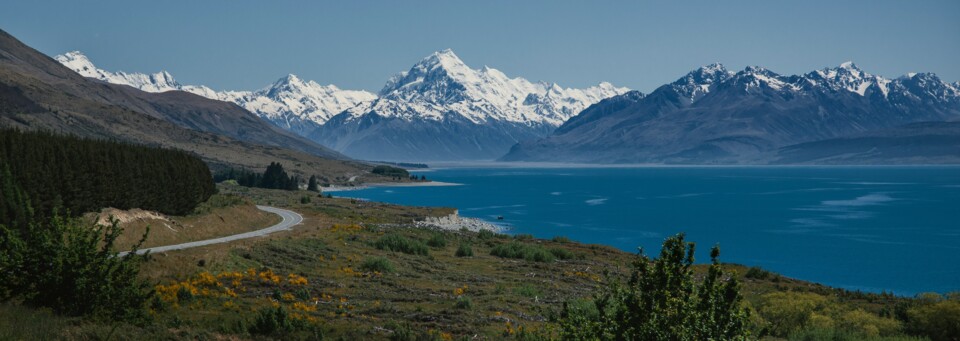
[55,51,98,76]
[839,61,860,71]
[670,63,732,102]
[417,49,470,74]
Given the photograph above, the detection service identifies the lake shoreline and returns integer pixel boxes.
[322,181,462,192]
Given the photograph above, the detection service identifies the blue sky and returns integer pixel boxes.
[3,0,958,92]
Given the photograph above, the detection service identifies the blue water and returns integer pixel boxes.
[335,166,960,296]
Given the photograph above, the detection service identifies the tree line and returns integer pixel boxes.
[0,129,210,322]
[0,129,215,228]
[213,162,302,191]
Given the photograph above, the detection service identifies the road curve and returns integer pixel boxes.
[119,205,302,256]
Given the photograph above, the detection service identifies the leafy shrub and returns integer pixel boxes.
[426,233,447,248]
[0,214,152,321]
[745,266,772,280]
[360,257,395,273]
[373,234,429,256]
[490,241,555,262]
[549,247,575,260]
[478,229,496,240]
[514,284,542,298]
[249,306,292,335]
[552,236,571,243]
[300,195,311,204]
[558,233,749,340]
[906,296,960,341]
[455,243,474,257]
[455,296,473,310]
[514,234,534,241]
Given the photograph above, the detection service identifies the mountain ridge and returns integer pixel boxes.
[501,62,960,164]
[310,50,629,161]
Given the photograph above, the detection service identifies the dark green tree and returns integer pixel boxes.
[559,233,749,340]
[307,175,319,192]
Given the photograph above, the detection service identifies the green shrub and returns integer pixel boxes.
[549,247,575,260]
[373,234,429,256]
[455,296,473,310]
[0,214,152,321]
[906,297,960,341]
[426,233,447,248]
[745,266,772,280]
[455,243,474,257]
[552,236,571,243]
[558,233,749,340]
[514,284,542,298]
[300,195,311,204]
[360,257,395,273]
[249,306,292,335]
[490,241,555,262]
[514,234,534,241]
[478,229,496,240]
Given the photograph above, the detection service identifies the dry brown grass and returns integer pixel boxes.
[91,202,278,250]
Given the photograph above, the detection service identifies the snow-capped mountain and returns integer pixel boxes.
[311,49,629,161]
[502,62,960,164]
[57,51,183,93]
[54,51,375,136]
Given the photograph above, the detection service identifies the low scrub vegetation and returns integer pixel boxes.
[360,257,395,273]
[490,241,555,262]
[455,243,474,257]
[373,233,429,256]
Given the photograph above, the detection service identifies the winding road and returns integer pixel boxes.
[120,205,302,256]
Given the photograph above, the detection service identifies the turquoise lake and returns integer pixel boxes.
[334,166,960,296]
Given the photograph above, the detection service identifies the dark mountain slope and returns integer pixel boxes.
[773,121,960,164]
[0,29,344,160]
[0,29,376,181]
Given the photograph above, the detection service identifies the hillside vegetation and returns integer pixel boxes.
[0,129,215,223]
[2,185,955,340]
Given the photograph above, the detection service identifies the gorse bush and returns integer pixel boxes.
[558,233,750,340]
[490,241,555,262]
[373,234,429,256]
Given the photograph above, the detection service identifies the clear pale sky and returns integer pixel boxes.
[3,0,958,93]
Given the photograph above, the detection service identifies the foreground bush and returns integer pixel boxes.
[558,233,749,340]
[0,214,152,322]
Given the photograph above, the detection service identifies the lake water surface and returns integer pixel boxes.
[335,166,960,295]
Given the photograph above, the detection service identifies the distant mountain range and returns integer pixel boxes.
[502,63,960,164]
[53,46,960,165]
[0,29,379,182]
[56,51,376,136]
[56,50,628,161]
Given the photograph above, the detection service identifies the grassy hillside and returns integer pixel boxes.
[2,184,954,340]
